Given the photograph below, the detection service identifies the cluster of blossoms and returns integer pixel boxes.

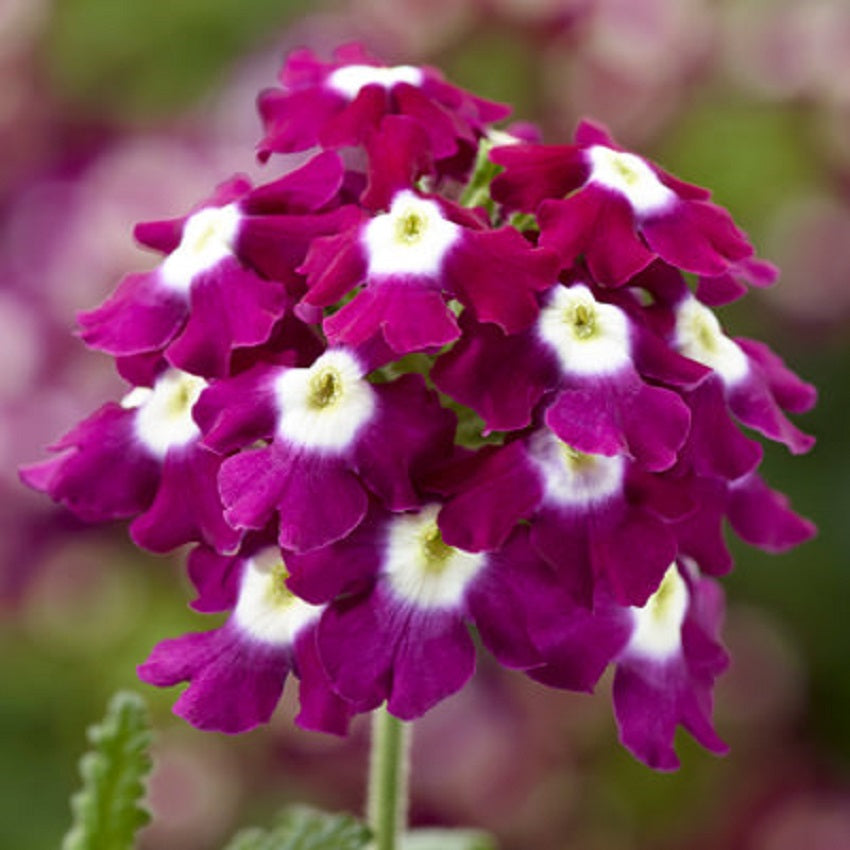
[22,44,815,771]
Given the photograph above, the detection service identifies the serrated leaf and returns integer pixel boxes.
[222,806,371,850]
[402,829,497,850]
[62,691,153,850]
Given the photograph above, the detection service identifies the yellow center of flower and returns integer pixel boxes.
[264,560,296,609]
[645,567,680,625]
[560,442,596,472]
[611,154,640,187]
[420,523,454,575]
[565,301,597,340]
[394,210,428,245]
[307,367,344,410]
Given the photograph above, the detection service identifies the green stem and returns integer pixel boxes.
[367,706,411,850]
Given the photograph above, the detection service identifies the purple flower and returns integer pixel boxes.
[292,504,545,720]
[139,541,351,734]
[199,346,455,552]
[299,186,559,355]
[78,153,357,378]
[433,279,690,471]
[20,368,240,554]
[491,120,759,285]
[257,43,509,171]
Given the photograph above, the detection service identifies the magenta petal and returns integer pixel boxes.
[387,605,475,720]
[540,190,653,284]
[293,627,354,735]
[447,228,558,333]
[186,545,244,613]
[490,143,587,211]
[642,200,752,277]
[727,474,816,552]
[727,372,815,455]
[78,271,185,356]
[362,115,433,211]
[432,318,555,433]
[544,386,627,458]
[736,338,817,414]
[241,150,344,214]
[219,443,368,552]
[324,280,459,354]
[19,404,158,522]
[321,84,387,148]
[438,442,544,552]
[354,374,456,510]
[167,260,288,377]
[131,445,240,554]
[301,228,368,307]
[139,625,290,733]
[257,86,344,156]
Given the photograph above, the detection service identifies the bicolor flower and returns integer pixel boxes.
[491,120,757,285]
[79,153,358,378]
[196,346,456,552]
[139,541,352,734]
[257,42,509,171]
[20,368,240,554]
[300,186,559,355]
[290,504,547,720]
[433,280,690,471]
[612,562,729,770]
[434,431,689,608]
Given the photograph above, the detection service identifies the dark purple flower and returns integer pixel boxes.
[434,280,690,471]
[139,542,352,734]
[302,504,545,720]
[491,120,758,285]
[78,153,357,378]
[20,368,240,554]
[200,346,455,552]
[300,187,559,355]
[257,43,509,171]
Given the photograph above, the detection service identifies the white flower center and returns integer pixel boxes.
[233,546,322,645]
[274,349,376,452]
[537,284,631,376]
[528,430,624,507]
[123,369,206,458]
[326,64,423,99]
[586,146,675,217]
[627,564,689,660]
[363,191,461,278]
[384,505,485,609]
[160,204,241,292]
[675,297,749,385]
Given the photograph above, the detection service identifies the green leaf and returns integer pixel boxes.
[402,828,497,850]
[62,691,153,850]
[222,806,371,850]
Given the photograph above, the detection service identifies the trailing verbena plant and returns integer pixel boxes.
[26,42,816,850]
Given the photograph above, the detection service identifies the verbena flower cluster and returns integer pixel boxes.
[22,44,816,770]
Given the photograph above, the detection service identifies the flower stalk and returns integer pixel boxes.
[367,706,411,850]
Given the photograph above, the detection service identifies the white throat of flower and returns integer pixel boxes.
[586,145,676,217]
[160,204,241,292]
[326,64,423,99]
[363,190,461,278]
[627,563,689,660]
[528,429,624,507]
[274,349,376,452]
[384,505,485,609]
[675,296,749,385]
[233,546,322,645]
[537,284,631,376]
[122,369,207,458]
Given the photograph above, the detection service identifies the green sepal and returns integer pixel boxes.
[459,138,505,220]
[62,691,153,850]
[402,828,497,850]
[222,806,372,850]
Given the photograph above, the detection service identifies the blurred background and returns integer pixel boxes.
[1,0,848,848]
